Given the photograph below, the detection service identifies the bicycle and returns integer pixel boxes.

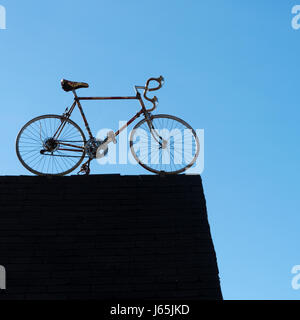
[16,76,200,176]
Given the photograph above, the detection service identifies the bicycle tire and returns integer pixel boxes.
[130,114,200,174]
[16,114,86,176]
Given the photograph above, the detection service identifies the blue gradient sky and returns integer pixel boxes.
[1,0,300,299]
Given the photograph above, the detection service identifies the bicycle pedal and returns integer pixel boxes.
[77,168,90,176]
[77,162,91,175]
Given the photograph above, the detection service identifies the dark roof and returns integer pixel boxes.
[0,174,222,300]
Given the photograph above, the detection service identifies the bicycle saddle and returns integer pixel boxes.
[61,79,89,92]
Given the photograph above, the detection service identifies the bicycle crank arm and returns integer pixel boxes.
[96,131,116,159]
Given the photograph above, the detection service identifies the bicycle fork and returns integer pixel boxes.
[145,112,168,149]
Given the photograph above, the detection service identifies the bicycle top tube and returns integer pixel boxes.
[68,76,165,112]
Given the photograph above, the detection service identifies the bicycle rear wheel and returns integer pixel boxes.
[130,114,200,174]
[16,114,86,176]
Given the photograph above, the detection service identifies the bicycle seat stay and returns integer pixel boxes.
[61,79,89,92]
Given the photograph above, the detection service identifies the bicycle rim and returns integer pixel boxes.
[130,114,200,174]
[16,114,87,176]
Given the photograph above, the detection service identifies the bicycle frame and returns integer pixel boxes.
[52,88,154,153]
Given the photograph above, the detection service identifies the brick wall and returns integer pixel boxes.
[0,174,222,300]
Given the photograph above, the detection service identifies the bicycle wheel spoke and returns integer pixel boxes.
[16,115,86,176]
[130,115,199,174]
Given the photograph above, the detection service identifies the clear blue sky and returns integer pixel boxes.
[1,0,300,300]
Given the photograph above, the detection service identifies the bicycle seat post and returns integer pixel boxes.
[72,90,78,100]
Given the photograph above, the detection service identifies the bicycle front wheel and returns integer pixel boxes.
[16,114,86,176]
[130,114,200,174]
